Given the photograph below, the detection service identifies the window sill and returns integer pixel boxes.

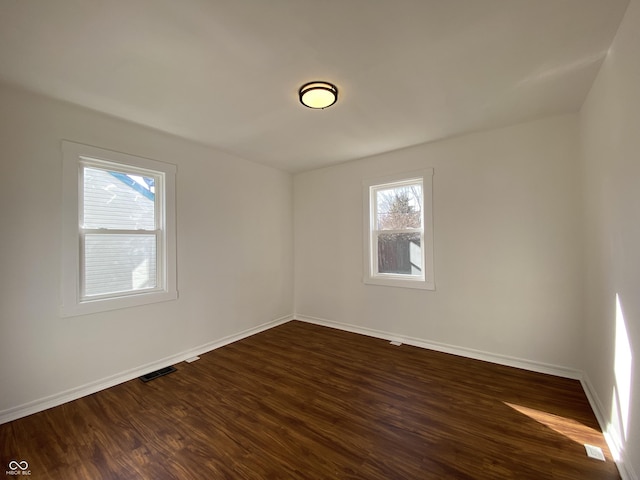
[60,289,178,317]
[364,276,435,290]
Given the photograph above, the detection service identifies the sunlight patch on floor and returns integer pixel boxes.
[504,402,603,447]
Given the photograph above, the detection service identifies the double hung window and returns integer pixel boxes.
[364,169,434,290]
[61,141,177,316]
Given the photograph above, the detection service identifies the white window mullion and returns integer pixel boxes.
[372,230,379,277]
[375,228,421,235]
[154,228,163,296]
[80,228,161,235]
[420,231,425,274]
[79,231,87,302]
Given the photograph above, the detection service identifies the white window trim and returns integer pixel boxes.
[363,169,435,290]
[60,141,178,316]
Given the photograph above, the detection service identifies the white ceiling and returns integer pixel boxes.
[0,0,629,172]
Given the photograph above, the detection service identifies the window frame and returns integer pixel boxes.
[61,141,178,316]
[363,169,435,290]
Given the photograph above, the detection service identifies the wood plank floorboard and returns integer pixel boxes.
[1,321,620,479]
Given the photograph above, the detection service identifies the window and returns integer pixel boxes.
[363,169,434,290]
[61,141,177,316]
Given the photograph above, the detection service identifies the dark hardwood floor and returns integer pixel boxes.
[1,321,620,479]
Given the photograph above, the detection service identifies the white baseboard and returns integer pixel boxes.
[581,373,637,480]
[0,314,293,425]
[296,314,582,379]
[4,312,635,480]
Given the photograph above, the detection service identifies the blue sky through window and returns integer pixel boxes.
[109,171,155,201]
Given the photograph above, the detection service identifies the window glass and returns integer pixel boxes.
[375,184,422,230]
[363,169,434,290]
[82,167,155,230]
[80,162,161,301]
[377,232,422,275]
[83,234,157,297]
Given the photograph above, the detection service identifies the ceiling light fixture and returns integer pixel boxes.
[299,81,338,109]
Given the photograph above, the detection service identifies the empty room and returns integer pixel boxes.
[0,1,638,479]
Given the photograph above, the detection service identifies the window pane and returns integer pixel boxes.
[83,167,155,230]
[84,234,157,297]
[377,232,422,275]
[376,184,422,230]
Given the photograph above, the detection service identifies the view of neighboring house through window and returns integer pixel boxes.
[61,141,177,316]
[363,169,434,290]
[82,166,158,298]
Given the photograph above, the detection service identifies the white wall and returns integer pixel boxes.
[294,114,584,372]
[0,84,293,417]
[580,0,640,476]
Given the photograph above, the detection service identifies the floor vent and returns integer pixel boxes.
[584,444,606,461]
[139,366,176,383]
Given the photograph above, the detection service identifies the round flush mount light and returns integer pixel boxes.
[299,81,338,109]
